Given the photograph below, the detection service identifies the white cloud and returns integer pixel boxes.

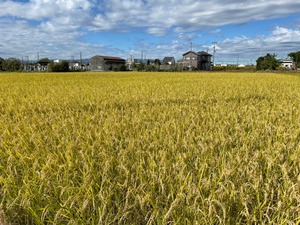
[89,15,117,31]
[1,0,300,61]
[88,0,300,34]
[269,26,300,42]
[0,0,92,19]
[209,26,300,64]
[0,17,119,59]
[178,33,200,40]
[209,29,221,34]
[147,27,167,36]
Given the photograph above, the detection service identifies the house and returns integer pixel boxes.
[162,57,175,65]
[69,60,89,71]
[177,51,198,69]
[90,55,126,71]
[37,61,50,71]
[198,51,212,70]
[177,51,212,70]
[280,58,294,70]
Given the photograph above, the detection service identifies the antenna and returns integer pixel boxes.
[190,42,193,51]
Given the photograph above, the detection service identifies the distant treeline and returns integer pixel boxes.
[1,51,300,72]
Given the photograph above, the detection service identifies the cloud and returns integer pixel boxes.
[88,0,300,34]
[0,0,92,20]
[210,26,300,64]
[1,0,300,35]
[177,33,200,40]
[0,17,120,59]
[209,29,221,34]
[269,26,300,41]
[1,0,300,61]
[147,27,167,36]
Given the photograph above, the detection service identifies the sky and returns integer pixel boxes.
[1,0,300,65]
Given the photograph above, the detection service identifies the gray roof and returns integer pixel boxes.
[182,51,198,56]
[198,51,212,56]
[91,55,125,61]
[182,51,212,56]
[163,57,175,62]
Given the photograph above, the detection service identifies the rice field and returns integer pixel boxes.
[0,71,300,224]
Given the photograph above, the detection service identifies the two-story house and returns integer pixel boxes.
[178,51,212,70]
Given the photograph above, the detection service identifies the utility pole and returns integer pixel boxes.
[212,42,217,68]
[71,56,74,70]
[36,53,40,71]
[80,52,82,70]
[189,42,193,71]
[25,56,29,71]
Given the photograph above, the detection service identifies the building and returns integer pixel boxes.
[90,55,126,71]
[162,57,176,65]
[280,58,294,70]
[198,51,212,70]
[177,51,212,70]
[37,61,50,71]
[177,51,198,69]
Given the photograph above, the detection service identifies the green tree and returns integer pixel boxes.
[288,51,300,69]
[119,65,127,71]
[2,58,21,71]
[256,54,280,70]
[38,58,51,65]
[0,57,4,71]
[135,63,145,71]
[48,60,70,72]
[154,59,161,65]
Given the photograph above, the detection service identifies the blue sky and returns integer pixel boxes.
[1,0,300,65]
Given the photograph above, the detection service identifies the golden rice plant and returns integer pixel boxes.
[0,71,300,224]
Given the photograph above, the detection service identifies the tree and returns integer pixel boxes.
[38,58,51,65]
[2,58,21,71]
[288,51,300,69]
[154,59,161,65]
[48,60,70,72]
[119,65,127,71]
[256,54,280,70]
[0,57,4,71]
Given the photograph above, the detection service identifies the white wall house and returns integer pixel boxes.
[280,58,294,69]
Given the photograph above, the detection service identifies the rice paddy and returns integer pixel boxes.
[0,71,300,224]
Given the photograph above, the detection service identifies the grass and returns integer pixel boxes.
[0,71,300,224]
